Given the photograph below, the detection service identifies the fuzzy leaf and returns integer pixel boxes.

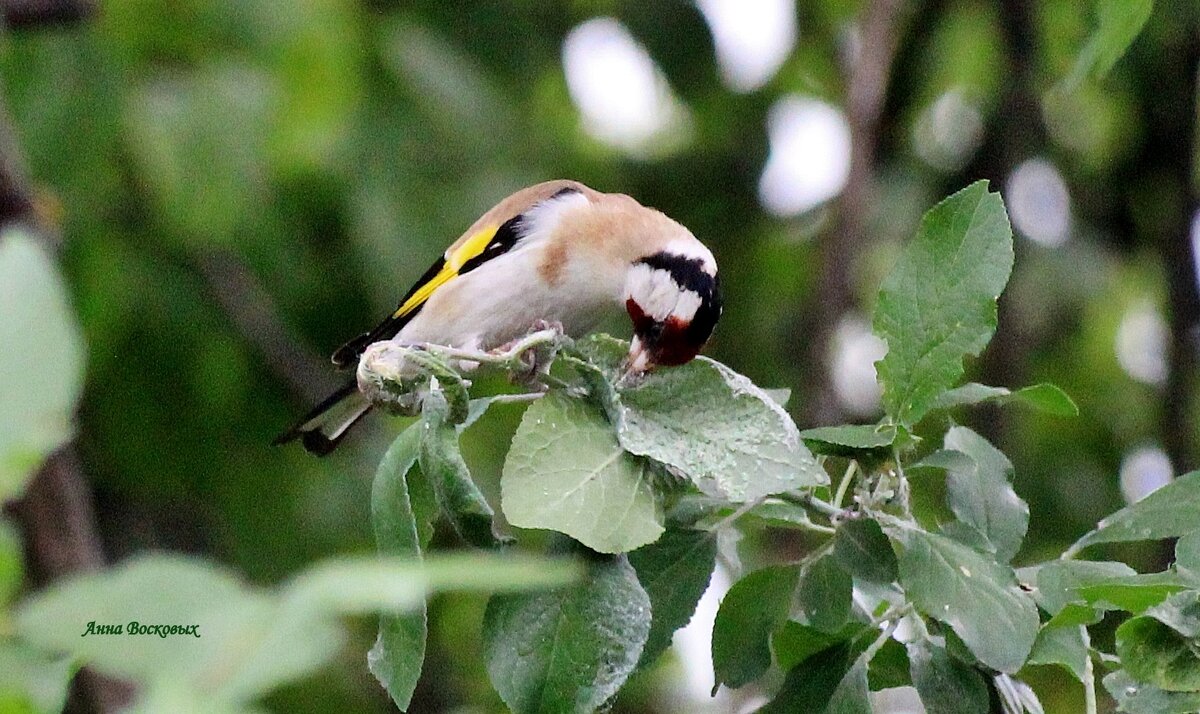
[0,231,85,502]
[909,641,990,714]
[1071,471,1200,552]
[502,392,662,553]
[627,527,716,667]
[884,524,1038,673]
[419,392,507,548]
[940,426,1028,563]
[873,181,1013,427]
[368,424,434,711]
[618,357,826,500]
[711,564,798,690]
[482,556,649,714]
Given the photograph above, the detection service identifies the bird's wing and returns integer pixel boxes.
[329,213,524,368]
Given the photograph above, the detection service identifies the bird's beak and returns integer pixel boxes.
[626,336,653,374]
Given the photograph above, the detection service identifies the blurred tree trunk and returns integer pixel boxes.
[0,45,132,714]
[796,0,910,427]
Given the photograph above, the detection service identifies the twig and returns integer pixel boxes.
[193,250,340,405]
[778,490,846,521]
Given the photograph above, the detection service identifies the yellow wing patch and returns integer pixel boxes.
[392,224,499,318]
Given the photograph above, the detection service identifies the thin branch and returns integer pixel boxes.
[192,250,341,405]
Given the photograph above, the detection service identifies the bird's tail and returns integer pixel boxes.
[274,380,372,456]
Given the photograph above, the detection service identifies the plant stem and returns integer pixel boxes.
[833,460,858,509]
[488,392,545,405]
[779,490,844,521]
[422,328,561,367]
[1083,628,1098,714]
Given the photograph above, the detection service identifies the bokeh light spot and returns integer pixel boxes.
[829,314,887,417]
[563,18,691,155]
[1007,158,1071,247]
[697,0,796,92]
[758,96,852,216]
[913,89,983,172]
[1119,445,1173,504]
[1115,299,1168,385]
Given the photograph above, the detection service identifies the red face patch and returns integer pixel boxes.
[625,299,702,367]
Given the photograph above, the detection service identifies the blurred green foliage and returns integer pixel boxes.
[0,0,1197,711]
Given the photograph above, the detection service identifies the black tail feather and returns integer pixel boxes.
[274,380,370,455]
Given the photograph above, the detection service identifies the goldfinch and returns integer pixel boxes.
[276,179,721,455]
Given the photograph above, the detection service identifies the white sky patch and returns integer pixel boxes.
[563,18,691,155]
[1115,299,1168,385]
[696,0,796,92]
[830,313,887,417]
[1120,445,1173,504]
[758,96,852,216]
[1007,158,1071,247]
[672,564,731,704]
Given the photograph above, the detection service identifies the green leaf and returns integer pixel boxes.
[796,554,852,632]
[1116,616,1200,692]
[1175,531,1200,581]
[419,392,507,548]
[618,356,826,500]
[627,527,716,668]
[1031,560,1137,615]
[502,392,663,553]
[800,425,898,457]
[834,518,898,585]
[761,643,856,713]
[1060,0,1154,92]
[825,653,873,714]
[883,524,1039,673]
[873,181,1014,427]
[0,231,85,502]
[909,641,989,714]
[712,564,799,690]
[0,643,75,714]
[1027,624,1088,682]
[1071,471,1200,552]
[773,621,867,671]
[1104,670,1200,713]
[1144,591,1200,639]
[368,424,433,711]
[932,382,1078,417]
[869,638,912,690]
[0,518,23,608]
[940,426,1028,563]
[1075,572,1190,614]
[482,556,649,714]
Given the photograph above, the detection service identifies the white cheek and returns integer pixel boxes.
[626,264,678,321]
[672,290,702,322]
[625,264,704,323]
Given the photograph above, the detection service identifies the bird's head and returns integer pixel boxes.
[623,243,722,373]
